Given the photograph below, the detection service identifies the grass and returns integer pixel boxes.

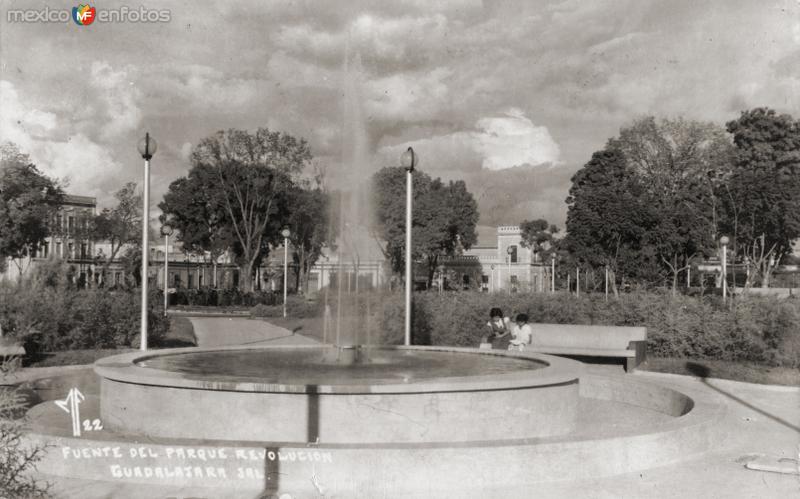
[639,357,800,386]
[21,316,197,368]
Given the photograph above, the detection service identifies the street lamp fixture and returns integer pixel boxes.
[400,147,417,346]
[137,132,157,350]
[720,236,729,302]
[281,228,291,318]
[160,224,173,317]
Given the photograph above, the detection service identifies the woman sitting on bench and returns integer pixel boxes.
[480,308,511,349]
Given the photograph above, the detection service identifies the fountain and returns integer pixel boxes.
[18,43,729,498]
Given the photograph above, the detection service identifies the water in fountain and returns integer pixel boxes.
[322,44,384,363]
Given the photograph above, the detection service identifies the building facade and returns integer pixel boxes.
[1,194,98,283]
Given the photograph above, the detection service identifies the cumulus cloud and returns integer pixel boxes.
[89,62,142,140]
[473,108,561,170]
[0,80,125,202]
[0,81,58,151]
[378,108,560,173]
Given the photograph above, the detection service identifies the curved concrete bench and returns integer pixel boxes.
[526,324,647,372]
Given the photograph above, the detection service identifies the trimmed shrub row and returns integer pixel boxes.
[169,288,280,307]
[271,290,800,368]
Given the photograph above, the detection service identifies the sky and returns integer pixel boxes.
[1,0,799,228]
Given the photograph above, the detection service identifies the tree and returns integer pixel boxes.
[159,164,236,287]
[189,128,312,292]
[519,219,560,262]
[563,149,657,294]
[285,186,334,294]
[372,167,479,287]
[608,117,733,293]
[91,182,141,285]
[723,108,800,288]
[0,143,62,278]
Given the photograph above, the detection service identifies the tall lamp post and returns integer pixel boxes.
[720,235,729,302]
[551,253,556,293]
[400,147,417,346]
[160,224,173,317]
[137,132,157,351]
[506,246,514,291]
[282,228,291,318]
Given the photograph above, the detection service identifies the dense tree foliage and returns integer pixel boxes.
[285,185,334,294]
[0,143,62,276]
[563,149,656,293]
[519,219,559,262]
[723,108,800,287]
[372,167,479,287]
[161,128,336,292]
[564,110,800,291]
[159,163,236,286]
[170,128,313,292]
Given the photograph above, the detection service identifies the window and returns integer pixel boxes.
[68,216,75,234]
[510,275,518,284]
[68,243,74,259]
[80,243,88,259]
[188,273,195,289]
[56,241,62,258]
[42,242,49,258]
[481,275,489,284]
[114,272,122,286]
[508,245,518,264]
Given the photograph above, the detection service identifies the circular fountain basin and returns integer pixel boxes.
[95,345,582,444]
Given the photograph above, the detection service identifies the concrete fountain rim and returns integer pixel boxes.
[94,344,584,395]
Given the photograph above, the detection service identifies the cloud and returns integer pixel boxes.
[377,108,560,175]
[473,108,561,170]
[0,80,58,151]
[0,80,125,203]
[88,62,142,140]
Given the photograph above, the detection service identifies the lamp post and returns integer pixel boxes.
[576,267,580,298]
[160,224,173,317]
[506,246,514,291]
[768,253,776,288]
[400,147,417,346]
[720,235,729,302]
[551,253,556,293]
[137,132,157,351]
[744,255,750,285]
[282,228,291,318]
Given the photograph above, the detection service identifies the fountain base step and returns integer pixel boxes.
[23,373,727,496]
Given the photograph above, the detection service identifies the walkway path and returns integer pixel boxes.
[188,316,319,347]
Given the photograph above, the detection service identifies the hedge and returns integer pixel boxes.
[278,290,800,368]
[0,263,169,352]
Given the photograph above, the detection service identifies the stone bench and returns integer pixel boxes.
[526,324,647,372]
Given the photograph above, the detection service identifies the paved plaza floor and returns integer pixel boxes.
[11,317,800,498]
